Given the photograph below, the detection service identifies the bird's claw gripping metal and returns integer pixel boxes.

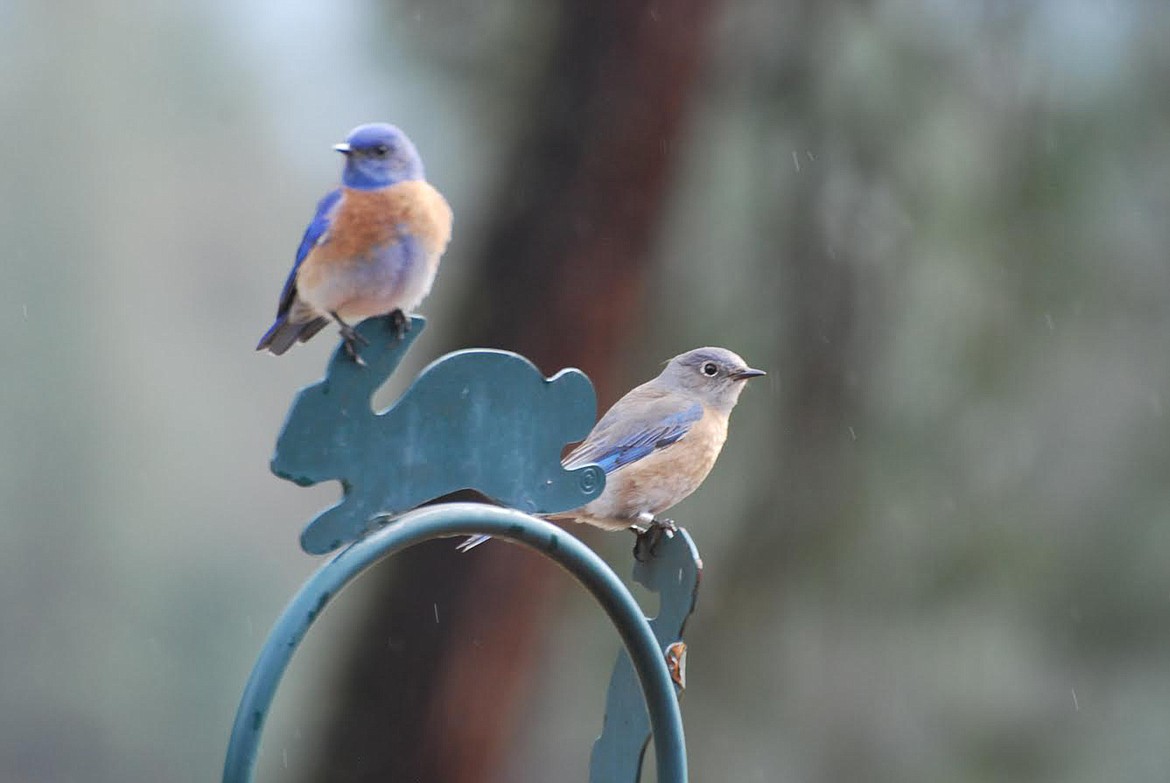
[633,516,677,563]
[387,308,410,340]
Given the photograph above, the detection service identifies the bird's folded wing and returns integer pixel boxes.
[276,188,343,316]
[564,397,703,473]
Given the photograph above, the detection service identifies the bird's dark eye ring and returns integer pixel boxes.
[375,144,390,156]
[701,362,718,377]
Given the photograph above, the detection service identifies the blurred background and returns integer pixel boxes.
[3,0,1169,781]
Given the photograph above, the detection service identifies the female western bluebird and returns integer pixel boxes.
[461,347,765,557]
[257,123,453,363]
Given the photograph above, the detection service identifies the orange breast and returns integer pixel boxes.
[322,181,452,261]
[295,181,453,314]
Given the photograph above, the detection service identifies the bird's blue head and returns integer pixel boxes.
[334,123,424,190]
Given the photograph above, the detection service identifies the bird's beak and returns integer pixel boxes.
[332,143,353,155]
[730,367,767,381]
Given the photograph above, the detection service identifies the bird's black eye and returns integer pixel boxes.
[701,362,719,377]
[374,144,390,156]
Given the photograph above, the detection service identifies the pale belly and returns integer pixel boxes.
[577,434,721,526]
[298,239,438,320]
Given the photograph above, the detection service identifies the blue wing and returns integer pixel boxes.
[565,401,702,474]
[275,188,343,317]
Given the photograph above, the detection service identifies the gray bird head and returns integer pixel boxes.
[658,347,766,413]
[335,123,424,190]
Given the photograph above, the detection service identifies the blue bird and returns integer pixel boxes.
[257,123,452,363]
[461,347,765,556]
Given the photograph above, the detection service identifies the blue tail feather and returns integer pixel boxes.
[257,315,329,355]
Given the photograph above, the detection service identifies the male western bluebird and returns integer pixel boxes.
[461,347,765,558]
[256,123,453,363]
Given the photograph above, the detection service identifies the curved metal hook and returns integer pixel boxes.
[223,503,687,782]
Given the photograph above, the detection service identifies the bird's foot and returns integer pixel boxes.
[342,338,367,367]
[633,516,677,563]
[387,309,410,340]
[331,312,369,365]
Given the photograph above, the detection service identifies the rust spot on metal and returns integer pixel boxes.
[665,641,687,690]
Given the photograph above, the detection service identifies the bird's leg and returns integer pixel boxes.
[631,511,656,533]
[386,308,410,340]
[331,311,368,366]
[633,514,677,562]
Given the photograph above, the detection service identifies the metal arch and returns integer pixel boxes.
[222,502,687,783]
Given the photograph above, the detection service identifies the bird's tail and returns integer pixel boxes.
[455,534,492,552]
[455,512,580,553]
[256,315,329,355]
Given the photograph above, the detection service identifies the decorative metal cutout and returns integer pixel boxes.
[269,316,605,554]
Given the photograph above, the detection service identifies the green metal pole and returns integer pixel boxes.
[223,502,686,782]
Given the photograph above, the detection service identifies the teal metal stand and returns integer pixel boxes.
[225,316,696,781]
[222,504,687,782]
[592,528,701,782]
[269,316,604,554]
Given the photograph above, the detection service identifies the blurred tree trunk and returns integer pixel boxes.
[707,5,879,781]
[304,2,719,781]
[718,0,871,580]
